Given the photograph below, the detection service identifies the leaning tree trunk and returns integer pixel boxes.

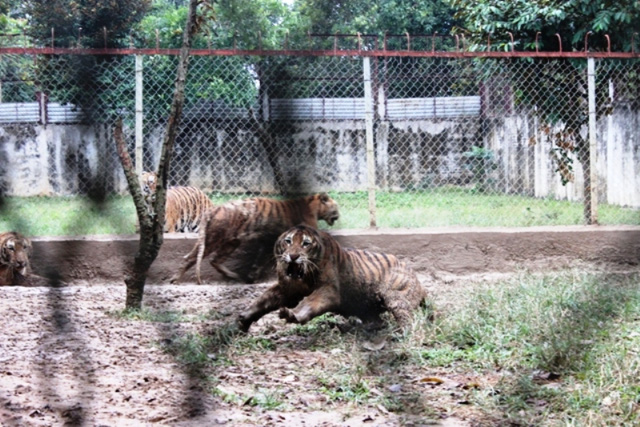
[114,0,204,310]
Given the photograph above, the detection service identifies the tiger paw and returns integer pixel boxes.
[237,314,252,332]
[278,307,299,324]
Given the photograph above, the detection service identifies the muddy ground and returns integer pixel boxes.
[1,226,639,426]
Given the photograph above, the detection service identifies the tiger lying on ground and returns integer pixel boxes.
[141,171,214,233]
[170,193,340,285]
[0,231,32,286]
[238,224,427,332]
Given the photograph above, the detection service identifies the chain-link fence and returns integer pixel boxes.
[1,41,639,236]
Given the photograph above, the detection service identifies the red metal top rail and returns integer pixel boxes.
[1,47,638,59]
[1,32,638,58]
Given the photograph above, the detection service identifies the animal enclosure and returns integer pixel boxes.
[1,37,640,234]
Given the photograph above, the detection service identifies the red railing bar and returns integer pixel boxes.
[2,46,638,58]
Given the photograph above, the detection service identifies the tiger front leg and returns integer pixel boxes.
[238,284,292,332]
[279,286,340,325]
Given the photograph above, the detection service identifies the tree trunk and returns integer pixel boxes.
[114,0,203,310]
[578,140,593,224]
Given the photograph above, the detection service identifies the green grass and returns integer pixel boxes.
[411,271,640,425]
[1,187,638,236]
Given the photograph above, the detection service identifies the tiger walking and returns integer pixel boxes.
[170,193,340,284]
[140,171,214,233]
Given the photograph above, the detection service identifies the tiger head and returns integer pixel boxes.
[275,225,325,280]
[1,232,32,276]
[141,171,157,205]
[311,193,340,226]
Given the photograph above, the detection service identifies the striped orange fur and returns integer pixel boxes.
[140,171,213,233]
[238,224,427,332]
[170,194,340,284]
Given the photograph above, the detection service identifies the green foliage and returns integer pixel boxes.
[164,332,216,372]
[317,363,372,404]
[22,1,149,125]
[137,0,189,48]
[243,388,286,409]
[135,0,293,50]
[292,0,460,49]
[447,0,640,53]
[25,0,151,48]
[0,0,26,35]
[213,0,292,50]
[425,272,640,371]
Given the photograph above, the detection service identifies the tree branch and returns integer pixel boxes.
[114,118,152,230]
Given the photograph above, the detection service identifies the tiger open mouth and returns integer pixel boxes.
[286,261,305,279]
[326,213,339,226]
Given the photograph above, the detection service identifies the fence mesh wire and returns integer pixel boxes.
[1,48,639,236]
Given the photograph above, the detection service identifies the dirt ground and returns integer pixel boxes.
[0,274,484,427]
[1,226,639,426]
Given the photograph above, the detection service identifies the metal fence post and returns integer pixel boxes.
[363,56,377,227]
[587,57,598,224]
[135,54,144,178]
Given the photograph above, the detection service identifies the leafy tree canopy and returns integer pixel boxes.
[24,0,151,47]
[137,0,293,49]
[447,0,640,52]
[0,0,26,34]
[291,0,460,48]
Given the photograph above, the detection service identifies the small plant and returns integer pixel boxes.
[211,386,241,405]
[317,373,372,404]
[463,145,498,193]
[244,388,287,410]
[165,332,215,372]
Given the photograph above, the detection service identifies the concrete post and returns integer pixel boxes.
[587,57,598,224]
[363,56,377,227]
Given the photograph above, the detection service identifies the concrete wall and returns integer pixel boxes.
[0,123,126,196]
[0,118,481,196]
[0,109,638,208]
[486,107,640,207]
